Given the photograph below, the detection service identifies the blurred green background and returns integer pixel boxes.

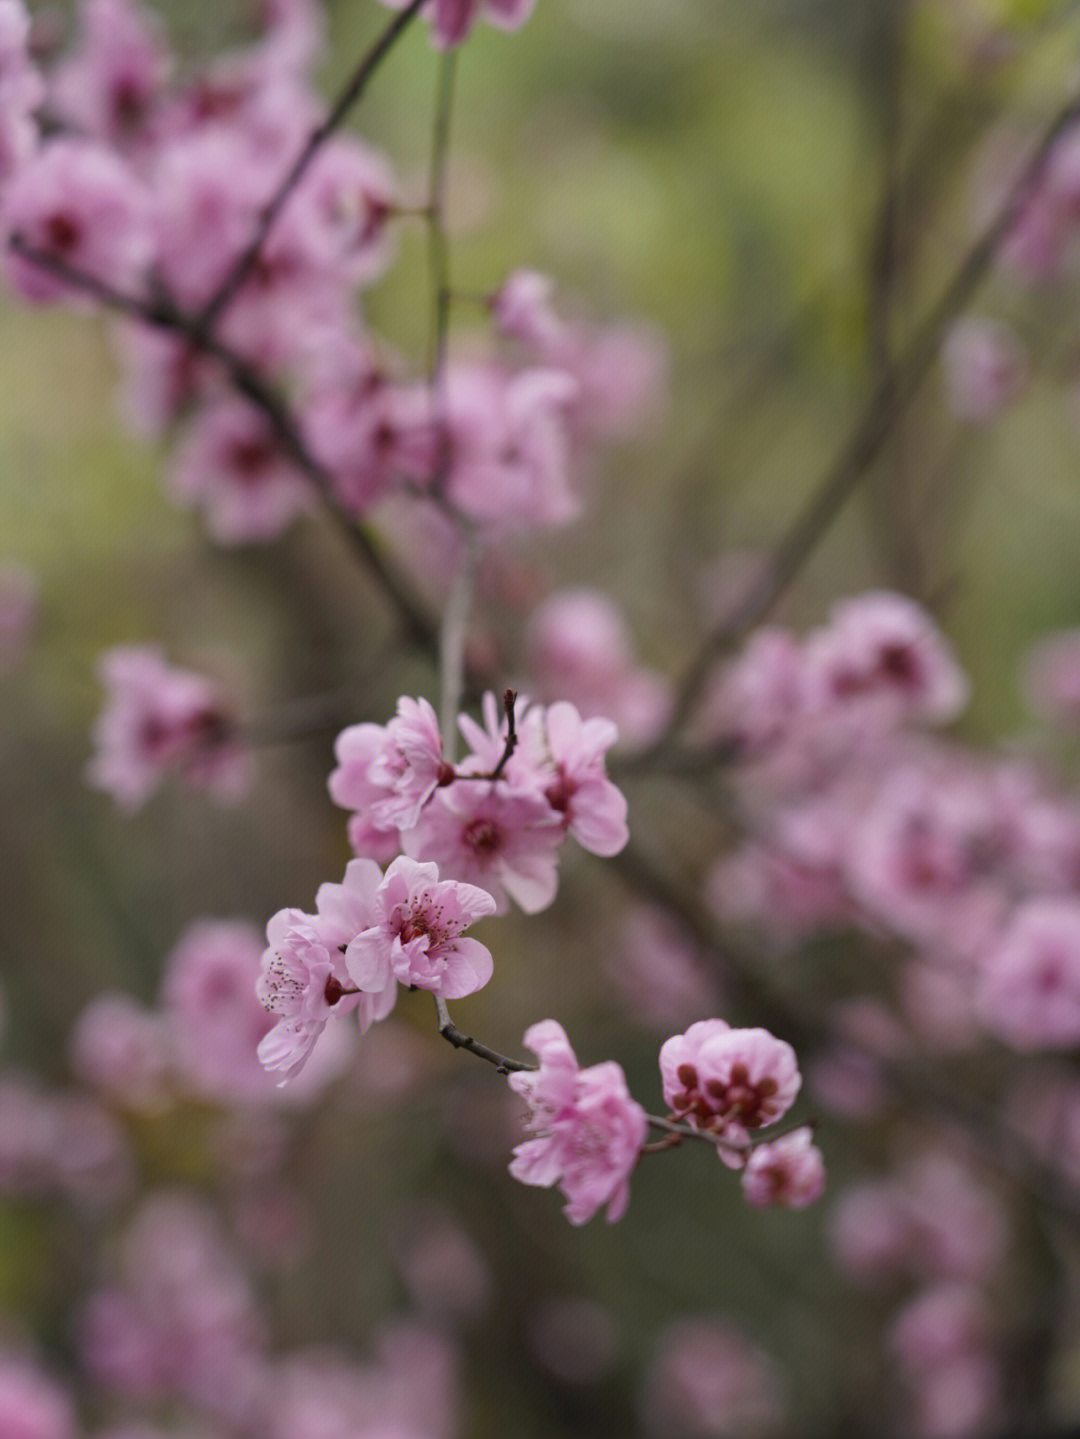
[5,1,1080,1434]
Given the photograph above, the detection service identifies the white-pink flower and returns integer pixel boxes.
[533,701,629,857]
[367,696,449,830]
[740,1126,825,1209]
[255,907,354,1082]
[404,781,563,913]
[508,1020,648,1225]
[344,856,496,998]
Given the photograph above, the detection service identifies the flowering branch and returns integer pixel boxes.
[7,235,443,658]
[193,0,430,336]
[654,87,1080,746]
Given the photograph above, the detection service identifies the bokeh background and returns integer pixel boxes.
[5,1,1080,1435]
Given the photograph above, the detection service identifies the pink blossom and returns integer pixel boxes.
[508,1020,648,1224]
[942,317,1028,423]
[390,1200,491,1323]
[167,397,313,545]
[526,1297,619,1385]
[255,858,400,1086]
[977,897,1080,1049]
[366,696,448,829]
[405,781,563,913]
[51,0,172,148]
[605,904,718,1030]
[0,1353,76,1439]
[1021,629,1080,724]
[303,364,431,515]
[439,361,580,530]
[87,645,249,809]
[327,721,403,862]
[3,136,151,303]
[161,919,276,1102]
[639,1319,784,1439]
[344,856,496,998]
[844,763,1005,960]
[659,1019,801,1144]
[524,589,672,746]
[491,269,566,349]
[804,591,969,729]
[740,1126,825,1209]
[69,992,172,1112]
[530,700,629,855]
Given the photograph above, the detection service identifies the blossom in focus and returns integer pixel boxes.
[508,1019,648,1224]
[344,856,497,998]
[86,646,249,810]
[3,136,151,303]
[659,1019,801,1146]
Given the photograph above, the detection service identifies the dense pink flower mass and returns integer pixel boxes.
[508,1020,648,1224]
[86,646,249,809]
[659,1019,801,1146]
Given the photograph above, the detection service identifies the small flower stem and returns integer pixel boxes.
[434,996,534,1075]
[488,689,518,780]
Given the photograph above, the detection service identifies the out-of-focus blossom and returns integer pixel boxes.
[389,1200,491,1323]
[1021,629,1080,724]
[977,897,1080,1049]
[167,398,313,546]
[3,137,150,303]
[0,1352,77,1439]
[525,588,672,747]
[740,1125,825,1209]
[381,0,537,49]
[0,561,37,672]
[804,592,969,730]
[941,317,1028,423]
[50,0,172,147]
[508,1019,648,1224]
[86,646,248,810]
[526,1296,618,1385]
[0,0,43,183]
[639,1318,784,1438]
[69,992,172,1112]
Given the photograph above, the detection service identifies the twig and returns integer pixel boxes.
[652,87,1080,748]
[489,689,519,779]
[434,995,532,1074]
[194,0,430,336]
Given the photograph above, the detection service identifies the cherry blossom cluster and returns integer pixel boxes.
[329,691,628,910]
[0,0,660,558]
[696,588,1080,1055]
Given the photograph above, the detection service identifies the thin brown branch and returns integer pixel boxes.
[652,86,1080,750]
